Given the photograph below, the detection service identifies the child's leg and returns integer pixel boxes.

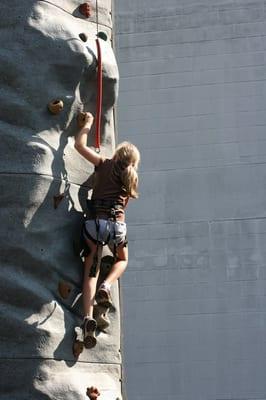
[105,243,128,285]
[95,244,128,307]
[82,238,99,318]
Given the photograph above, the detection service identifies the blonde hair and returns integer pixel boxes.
[113,141,140,199]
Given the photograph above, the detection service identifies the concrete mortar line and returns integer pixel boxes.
[137,159,266,173]
[117,0,265,15]
[118,102,265,113]
[123,128,266,138]
[118,44,266,67]
[118,107,265,122]
[119,77,266,94]
[129,231,266,239]
[128,216,266,227]
[119,62,266,79]
[117,28,266,43]
[118,48,266,65]
[124,309,266,316]
[116,140,264,149]
[118,131,265,139]
[120,11,265,25]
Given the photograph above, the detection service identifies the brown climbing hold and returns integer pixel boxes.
[48,99,64,115]
[53,193,64,209]
[58,281,72,299]
[93,304,110,331]
[86,387,100,400]
[73,341,84,358]
[79,33,88,42]
[79,3,92,18]
[77,111,88,128]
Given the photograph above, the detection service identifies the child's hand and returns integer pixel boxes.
[77,112,94,129]
[84,112,94,127]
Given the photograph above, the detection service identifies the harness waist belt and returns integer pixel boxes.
[86,199,124,217]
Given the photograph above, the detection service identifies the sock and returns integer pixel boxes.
[101,281,111,291]
[84,315,92,321]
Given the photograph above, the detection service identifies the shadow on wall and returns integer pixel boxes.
[0,0,119,394]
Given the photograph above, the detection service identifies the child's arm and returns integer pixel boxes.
[74,112,102,166]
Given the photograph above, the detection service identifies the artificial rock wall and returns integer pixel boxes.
[0,1,122,399]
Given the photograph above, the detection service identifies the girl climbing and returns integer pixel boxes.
[74,112,140,348]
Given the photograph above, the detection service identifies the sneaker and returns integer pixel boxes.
[82,317,97,349]
[95,284,113,308]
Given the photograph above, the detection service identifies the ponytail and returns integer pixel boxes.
[113,141,140,198]
[121,165,139,199]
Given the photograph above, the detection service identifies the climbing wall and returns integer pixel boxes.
[0,1,122,399]
[115,0,266,399]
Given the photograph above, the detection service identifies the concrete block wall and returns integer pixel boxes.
[115,1,266,399]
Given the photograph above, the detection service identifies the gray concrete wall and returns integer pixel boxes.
[115,1,266,399]
[0,1,122,399]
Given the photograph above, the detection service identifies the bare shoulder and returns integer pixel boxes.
[75,144,103,166]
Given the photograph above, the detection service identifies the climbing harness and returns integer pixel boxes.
[83,199,126,277]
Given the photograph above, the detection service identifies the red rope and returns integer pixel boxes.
[95,38,102,152]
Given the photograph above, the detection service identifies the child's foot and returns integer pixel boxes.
[95,283,112,308]
[82,317,97,349]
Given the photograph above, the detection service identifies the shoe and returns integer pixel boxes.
[95,284,113,308]
[82,317,97,349]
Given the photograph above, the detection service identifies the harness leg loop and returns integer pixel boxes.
[89,219,103,277]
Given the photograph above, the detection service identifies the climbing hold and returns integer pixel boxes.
[48,99,64,115]
[93,304,110,331]
[73,326,84,358]
[77,111,87,128]
[58,281,72,299]
[79,2,92,18]
[97,31,108,41]
[73,340,84,358]
[53,193,64,209]
[86,387,100,400]
[79,33,88,42]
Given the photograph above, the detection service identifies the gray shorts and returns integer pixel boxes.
[84,219,127,246]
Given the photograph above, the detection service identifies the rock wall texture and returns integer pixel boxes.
[0,1,122,399]
[115,1,266,399]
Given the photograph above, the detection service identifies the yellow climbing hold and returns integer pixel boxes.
[48,99,64,114]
